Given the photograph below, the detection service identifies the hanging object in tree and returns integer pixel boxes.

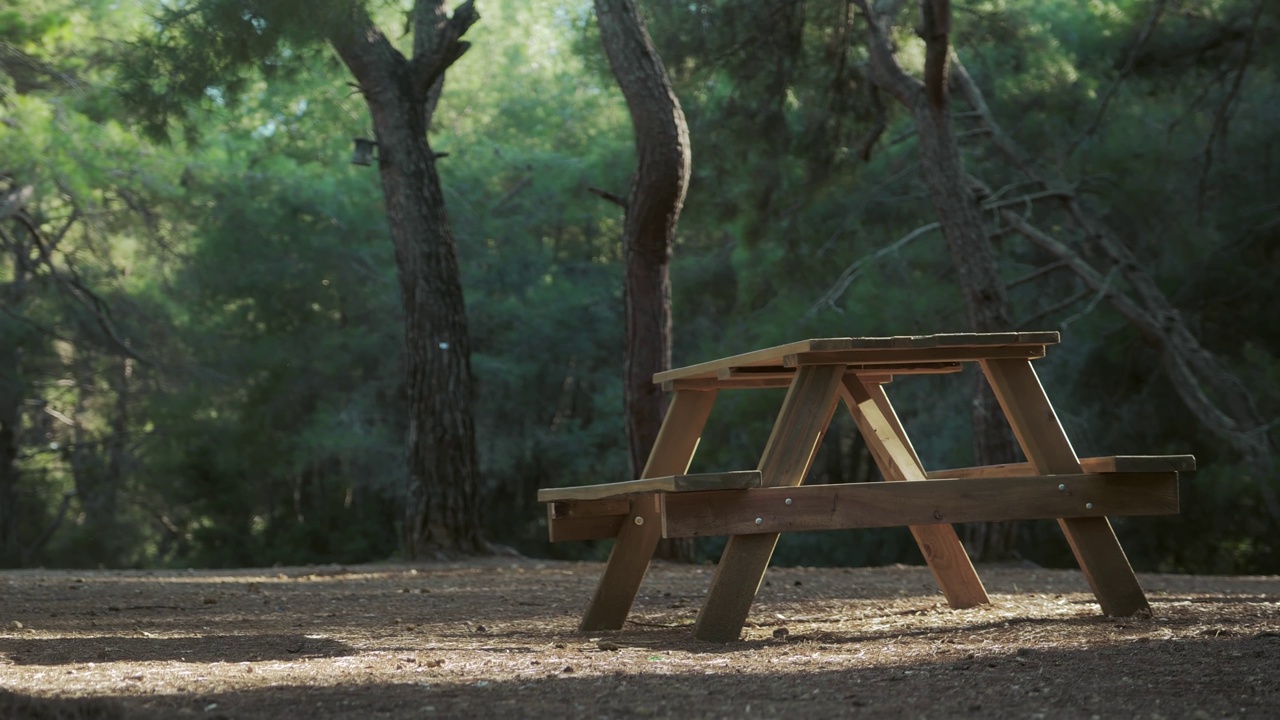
[351,137,377,166]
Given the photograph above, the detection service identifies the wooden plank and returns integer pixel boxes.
[818,332,1059,350]
[982,359,1151,617]
[537,471,761,503]
[720,363,964,379]
[926,455,1197,479]
[579,389,719,632]
[663,377,796,391]
[548,513,625,543]
[1090,455,1196,473]
[926,461,1034,480]
[786,345,1046,367]
[841,378,989,610]
[653,340,818,383]
[653,333,1060,384]
[549,498,630,519]
[693,365,845,643]
[660,473,1180,537]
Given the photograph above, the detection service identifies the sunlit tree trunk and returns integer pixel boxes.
[330,1,485,556]
[595,0,693,560]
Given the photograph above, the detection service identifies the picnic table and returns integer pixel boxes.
[538,332,1194,642]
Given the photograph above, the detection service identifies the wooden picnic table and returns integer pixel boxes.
[538,332,1194,642]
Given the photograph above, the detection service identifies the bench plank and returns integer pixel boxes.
[537,471,762,503]
[659,473,1179,538]
[925,454,1197,480]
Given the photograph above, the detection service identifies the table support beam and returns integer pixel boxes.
[693,365,845,642]
[579,389,719,631]
[841,378,990,610]
[981,359,1151,617]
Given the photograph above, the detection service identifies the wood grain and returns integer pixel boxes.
[693,365,845,642]
[982,358,1151,617]
[660,473,1180,537]
[537,471,761,503]
[786,345,1045,368]
[579,389,719,631]
[653,332,1060,383]
[926,454,1197,480]
[841,378,989,610]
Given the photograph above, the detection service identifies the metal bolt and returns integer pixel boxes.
[1085,503,1094,510]
[755,517,763,525]
[785,498,793,506]
[633,516,644,526]
[1058,483,1066,491]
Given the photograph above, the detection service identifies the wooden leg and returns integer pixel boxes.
[981,359,1150,617]
[693,366,845,642]
[579,389,718,631]
[841,377,989,609]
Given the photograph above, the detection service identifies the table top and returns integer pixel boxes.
[654,332,1060,387]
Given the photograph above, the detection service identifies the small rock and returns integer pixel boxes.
[597,640,620,651]
[474,624,487,633]
[772,628,790,641]
[10,621,22,630]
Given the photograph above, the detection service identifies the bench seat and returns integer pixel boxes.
[537,471,762,503]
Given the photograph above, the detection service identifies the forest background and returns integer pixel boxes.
[2,0,1277,576]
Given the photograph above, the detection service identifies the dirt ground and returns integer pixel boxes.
[1,557,1278,719]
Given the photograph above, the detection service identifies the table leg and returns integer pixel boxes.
[981,358,1150,617]
[579,389,719,631]
[694,365,845,642]
[841,377,989,609]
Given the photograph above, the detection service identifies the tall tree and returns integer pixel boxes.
[853,0,1021,558]
[592,1,691,484]
[123,0,487,555]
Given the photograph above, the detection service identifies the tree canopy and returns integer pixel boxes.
[1,0,1276,574]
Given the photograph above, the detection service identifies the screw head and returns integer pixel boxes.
[633,516,644,526]
[755,517,763,525]
[1058,483,1066,491]
[1085,502,1094,510]
[785,498,793,506]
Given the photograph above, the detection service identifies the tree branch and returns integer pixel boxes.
[587,186,627,209]
[851,0,923,105]
[1067,0,1169,158]
[806,221,940,318]
[1196,0,1264,220]
[851,86,888,161]
[920,0,951,109]
[408,0,479,101]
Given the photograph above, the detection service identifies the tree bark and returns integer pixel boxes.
[330,1,485,556]
[0,341,20,566]
[1,199,30,566]
[594,0,692,560]
[856,0,1021,559]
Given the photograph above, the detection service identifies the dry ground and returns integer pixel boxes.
[1,558,1278,719]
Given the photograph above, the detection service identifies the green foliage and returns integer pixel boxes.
[2,0,1276,575]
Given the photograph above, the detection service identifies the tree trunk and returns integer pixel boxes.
[858,0,1022,560]
[0,340,21,567]
[594,0,692,561]
[1,198,30,566]
[330,2,485,556]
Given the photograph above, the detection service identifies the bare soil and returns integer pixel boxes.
[1,558,1278,719]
